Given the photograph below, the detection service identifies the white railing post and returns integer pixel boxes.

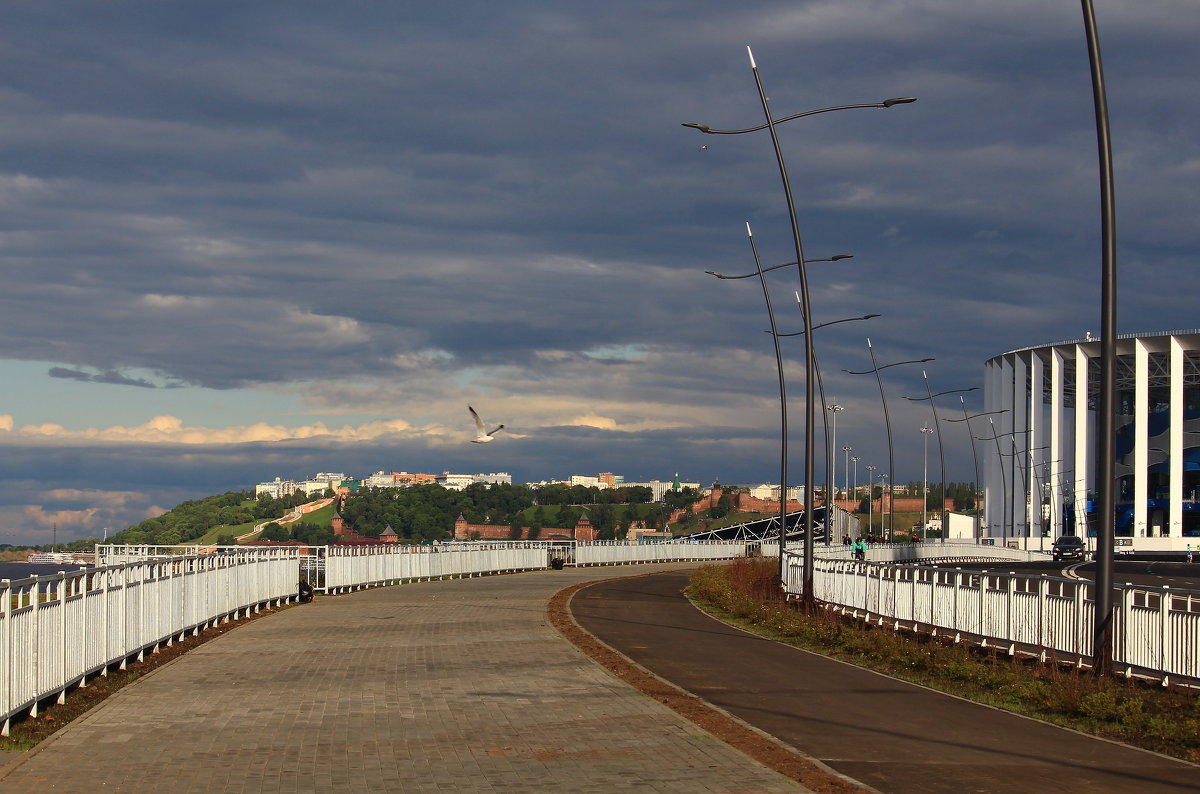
[1159,586,1171,678]
[2,579,11,735]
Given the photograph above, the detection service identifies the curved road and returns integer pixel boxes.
[570,570,1198,794]
[949,559,1200,590]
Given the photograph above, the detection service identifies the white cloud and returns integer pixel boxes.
[10,414,420,445]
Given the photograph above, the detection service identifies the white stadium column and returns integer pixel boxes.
[1134,339,1149,538]
[1011,352,1028,538]
[1074,344,1090,537]
[1051,347,1065,537]
[1029,351,1044,539]
[1171,336,1184,538]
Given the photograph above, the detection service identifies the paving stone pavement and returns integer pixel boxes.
[0,563,806,793]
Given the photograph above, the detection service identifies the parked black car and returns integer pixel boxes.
[1052,535,1086,561]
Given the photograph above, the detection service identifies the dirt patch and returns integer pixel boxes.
[547,578,868,793]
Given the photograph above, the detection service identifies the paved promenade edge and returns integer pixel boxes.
[0,608,265,781]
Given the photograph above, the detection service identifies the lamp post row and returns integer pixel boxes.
[692,3,1117,672]
[688,46,914,600]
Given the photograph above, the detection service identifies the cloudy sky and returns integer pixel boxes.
[1,1,1197,544]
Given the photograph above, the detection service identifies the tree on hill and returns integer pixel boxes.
[108,491,257,545]
[258,522,290,542]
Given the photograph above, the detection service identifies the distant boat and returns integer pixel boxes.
[27,552,76,565]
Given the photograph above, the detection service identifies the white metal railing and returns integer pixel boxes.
[320,542,548,591]
[813,539,1051,565]
[784,552,1200,684]
[573,540,749,565]
[1,551,298,734]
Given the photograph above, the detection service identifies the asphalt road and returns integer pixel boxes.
[947,559,1200,590]
[571,570,1198,794]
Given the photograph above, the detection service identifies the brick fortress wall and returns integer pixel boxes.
[453,514,598,541]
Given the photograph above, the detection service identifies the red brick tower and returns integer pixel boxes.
[573,514,598,541]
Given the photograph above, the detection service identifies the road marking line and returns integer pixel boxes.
[1064,562,1088,580]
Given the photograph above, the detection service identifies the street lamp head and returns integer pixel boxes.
[681,122,713,133]
[830,254,853,261]
[829,404,844,413]
[882,97,918,107]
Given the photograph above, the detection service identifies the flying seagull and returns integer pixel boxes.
[468,405,505,443]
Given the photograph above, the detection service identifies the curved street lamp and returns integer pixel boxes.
[845,343,934,541]
[877,473,889,538]
[827,404,843,544]
[946,406,1008,539]
[686,48,915,604]
[1079,0,1119,679]
[865,464,877,538]
[741,221,790,563]
[710,279,875,551]
[683,96,917,136]
[772,311,878,546]
[920,426,934,538]
[851,456,860,522]
[706,254,852,280]
[713,259,869,550]
[906,382,980,543]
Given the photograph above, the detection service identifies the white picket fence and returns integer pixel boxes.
[784,552,1200,684]
[1,551,298,734]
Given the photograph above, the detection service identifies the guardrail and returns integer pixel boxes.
[784,551,1200,685]
[1,551,298,734]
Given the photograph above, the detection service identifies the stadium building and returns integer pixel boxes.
[984,330,1200,551]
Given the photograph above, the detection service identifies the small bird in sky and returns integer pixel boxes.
[699,145,708,150]
[468,405,505,443]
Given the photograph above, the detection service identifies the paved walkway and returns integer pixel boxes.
[572,570,1199,794]
[0,563,805,793]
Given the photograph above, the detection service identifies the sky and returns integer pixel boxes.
[1,1,1198,544]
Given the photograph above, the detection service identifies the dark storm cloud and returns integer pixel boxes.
[0,1,1197,542]
[49,367,159,388]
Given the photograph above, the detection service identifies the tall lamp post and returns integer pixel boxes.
[706,268,873,552]
[865,465,876,538]
[777,314,880,543]
[945,406,1007,540]
[877,473,889,538]
[907,382,980,543]
[740,221,789,569]
[851,456,860,519]
[829,405,844,539]
[1079,0,1118,679]
[842,445,853,516]
[921,426,933,539]
[845,342,933,541]
[685,49,915,605]
[708,256,858,550]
